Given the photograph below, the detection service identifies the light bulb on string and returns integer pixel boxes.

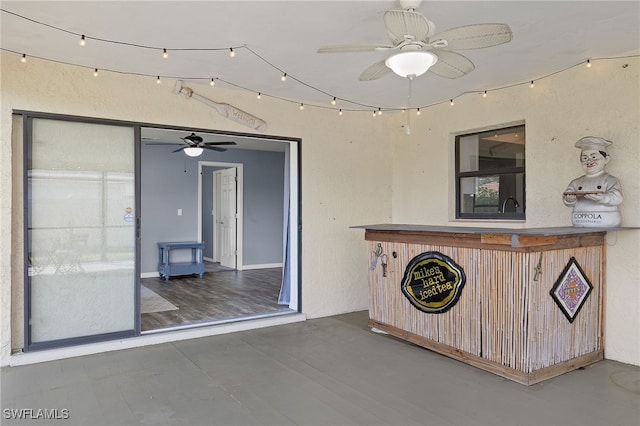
[338,109,343,116]
[281,73,287,82]
[210,78,215,86]
[21,53,26,63]
[93,68,98,77]
[483,90,488,97]
[257,92,261,99]
[416,108,421,116]
[450,99,454,106]
[377,108,382,116]
[530,80,535,88]
[372,110,377,117]
[162,49,168,59]
[299,103,304,110]
[229,48,235,57]
[156,76,161,84]
[79,35,86,46]
[331,97,336,106]
[586,59,592,68]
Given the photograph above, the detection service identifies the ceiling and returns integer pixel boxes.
[2,1,639,119]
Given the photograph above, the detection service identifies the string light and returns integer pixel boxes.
[257,92,261,99]
[450,99,454,106]
[372,110,376,117]
[6,10,637,116]
[210,78,215,86]
[93,68,98,77]
[338,109,343,115]
[377,108,382,116]
[299,103,304,110]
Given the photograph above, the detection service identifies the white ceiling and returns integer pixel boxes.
[2,1,639,115]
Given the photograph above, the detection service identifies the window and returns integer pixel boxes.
[455,125,525,220]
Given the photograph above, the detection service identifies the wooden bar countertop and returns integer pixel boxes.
[351,224,630,252]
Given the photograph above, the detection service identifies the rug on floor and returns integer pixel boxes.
[141,285,179,314]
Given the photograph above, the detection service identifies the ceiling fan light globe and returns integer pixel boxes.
[184,147,204,157]
[385,51,438,78]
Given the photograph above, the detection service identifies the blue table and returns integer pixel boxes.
[157,241,205,280]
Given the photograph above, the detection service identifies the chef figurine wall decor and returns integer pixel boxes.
[562,136,623,227]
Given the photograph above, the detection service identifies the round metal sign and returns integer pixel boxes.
[401,251,466,313]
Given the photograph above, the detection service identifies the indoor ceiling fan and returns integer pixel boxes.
[145,133,237,157]
[317,0,513,81]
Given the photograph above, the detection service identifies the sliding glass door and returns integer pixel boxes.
[25,116,138,350]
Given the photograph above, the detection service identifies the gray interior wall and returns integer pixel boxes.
[141,144,285,274]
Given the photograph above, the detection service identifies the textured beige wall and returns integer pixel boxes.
[2,52,638,367]
[390,54,640,365]
[0,54,394,365]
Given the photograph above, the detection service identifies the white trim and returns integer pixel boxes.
[198,161,244,271]
[203,256,215,262]
[9,313,306,366]
[242,263,283,270]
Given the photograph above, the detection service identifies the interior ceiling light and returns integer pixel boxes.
[183,147,204,157]
[384,51,438,78]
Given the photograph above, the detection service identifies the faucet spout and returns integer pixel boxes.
[500,196,520,213]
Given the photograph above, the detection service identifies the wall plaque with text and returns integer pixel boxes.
[401,251,466,313]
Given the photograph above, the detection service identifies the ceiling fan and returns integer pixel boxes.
[145,133,237,157]
[317,0,513,81]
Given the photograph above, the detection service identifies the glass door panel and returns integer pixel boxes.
[27,118,136,348]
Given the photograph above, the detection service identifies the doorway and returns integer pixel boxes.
[140,127,299,332]
[200,164,242,270]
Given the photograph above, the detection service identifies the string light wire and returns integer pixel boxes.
[1,8,637,115]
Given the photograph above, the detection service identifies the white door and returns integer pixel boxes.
[219,167,237,269]
[213,172,222,262]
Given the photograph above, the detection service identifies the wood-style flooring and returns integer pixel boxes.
[140,263,292,331]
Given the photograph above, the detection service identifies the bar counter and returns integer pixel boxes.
[353,224,617,385]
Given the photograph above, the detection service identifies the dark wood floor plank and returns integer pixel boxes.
[141,264,291,331]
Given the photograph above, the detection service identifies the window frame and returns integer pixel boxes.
[454,125,526,220]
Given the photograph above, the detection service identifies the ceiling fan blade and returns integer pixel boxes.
[429,51,475,79]
[144,142,184,146]
[430,23,513,50]
[317,44,393,53]
[359,60,393,81]
[172,146,187,153]
[202,141,237,146]
[202,145,227,152]
[384,10,433,44]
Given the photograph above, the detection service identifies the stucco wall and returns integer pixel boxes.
[1,52,638,367]
[0,54,394,365]
[390,54,640,365]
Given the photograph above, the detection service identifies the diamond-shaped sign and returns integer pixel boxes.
[550,257,593,323]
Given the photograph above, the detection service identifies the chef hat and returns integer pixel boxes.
[575,136,612,153]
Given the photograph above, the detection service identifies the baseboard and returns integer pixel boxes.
[242,263,283,270]
[140,272,160,278]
